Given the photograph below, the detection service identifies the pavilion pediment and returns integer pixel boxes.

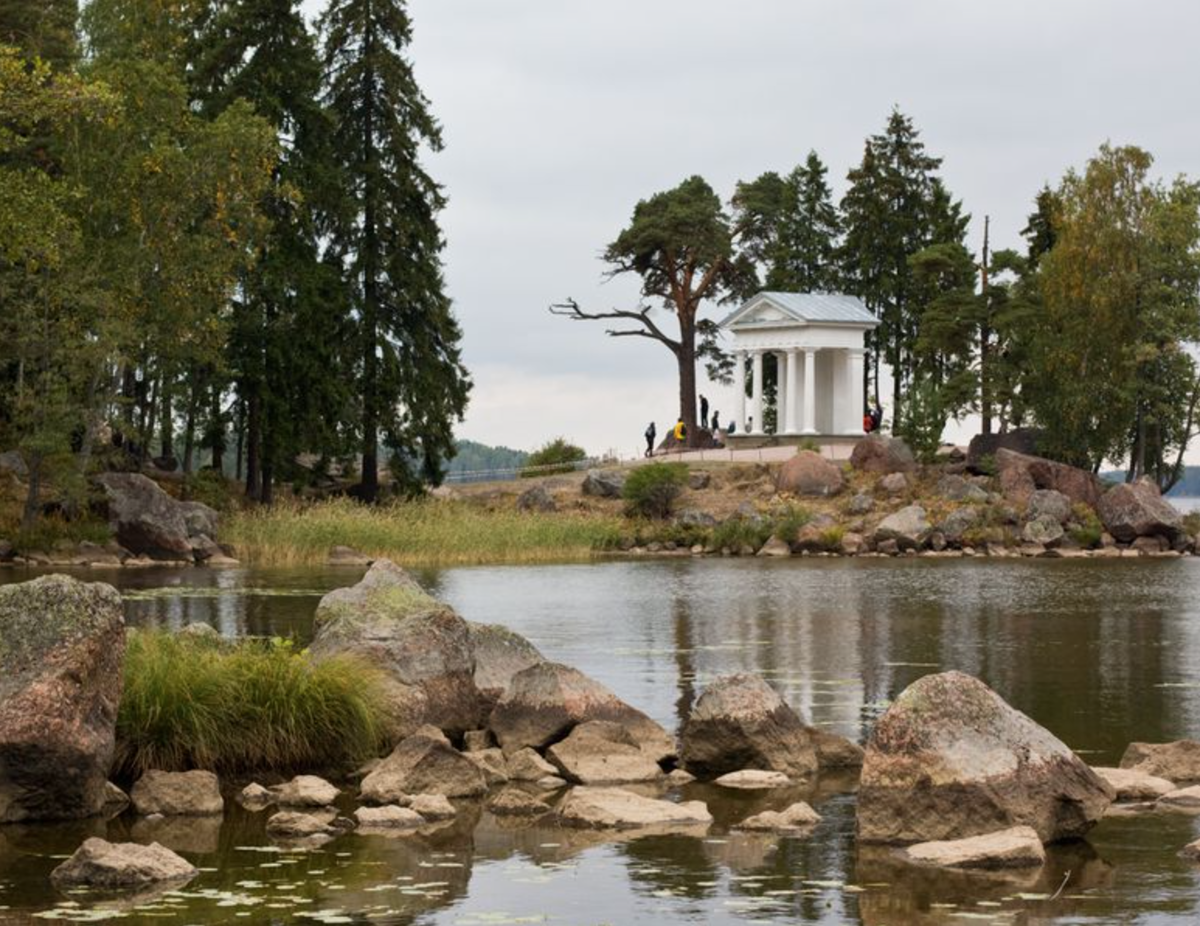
[741,303,799,326]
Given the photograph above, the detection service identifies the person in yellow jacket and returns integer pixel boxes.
[673,418,686,442]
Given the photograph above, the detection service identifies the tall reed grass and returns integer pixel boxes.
[114,630,389,778]
[225,498,625,567]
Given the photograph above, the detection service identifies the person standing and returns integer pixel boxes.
[644,422,657,457]
[711,410,721,433]
[673,417,687,442]
[699,394,709,430]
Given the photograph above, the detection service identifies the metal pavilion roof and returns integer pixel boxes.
[719,291,879,328]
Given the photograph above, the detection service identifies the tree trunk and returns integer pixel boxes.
[359,26,380,502]
[245,387,260,497]
[979,216,993,436]
[182,387,197,476]
[159,376,173,461]
[234,397,244,482]
[675,313,697,447]
[891,346,903,432]
[209,383,224,476]
[21,451,42,531]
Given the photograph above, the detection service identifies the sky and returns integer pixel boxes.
[303,0,1200,459]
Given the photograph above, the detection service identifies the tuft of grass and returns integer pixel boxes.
[711,517,772,552]
[225,497,625,567]
[1069,501,1104,548]
[8,515,112,552]
[115,630,389,779]
[622,463,688,519]
[1182,510,1200,538]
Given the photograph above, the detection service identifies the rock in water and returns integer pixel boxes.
[1098,479,1183,543]
[1120,741,1200,781]
[131,770,224,816]
[679,674,817,779]
[1091,767,1175,801]
[95,473,202,561]
[310,559,482,737]
[266,810,338,838]
[714,770,792,789]
[360,729,487,801]
[546,721,664,784]
[775,451,844,497]
[735,802,822,831]
[273,775,339,807]
[557,787,712,830]
[857,671,1113,844]
[50,838,198,890]
[468,622,544,714]
[0,575,125,822]
[409,793,456,820]
[900,826,1046,869]
[487,788,551,817]
[488,662,674,762]
[354,805,423,829]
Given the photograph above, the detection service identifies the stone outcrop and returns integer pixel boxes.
[939,507,980,546]
[273,775,339,807]
[776,451,844,497]
[1091,767,1175,801]
[1120,741,1200,781]
[311,559,482,737]
[266,810,338,838]
[679,674,817,779]
[488,662,674,762]
[546,721,664,784]
[516,485,557,513]
[735,802,821,831]
[360,728,487,801]
[1021,515,1064,548]
[410,793,456,820]
[872,506,931,551]
[465,747,509,785]
[0,575,125,822]
[1028,489,1073,524]
[581,469,625,498]
[239,783,274,809]
[487,788,551,817]
[96,473,218,561]
[50,838,198,890]
[131,770,224,816]
[557,786,712,830]
[850,435,916,474]
[857,671,1113,845]
[965,428,1044,473]
[468,622,544,714]
[1098,479,1182,543]
[507,747,559,781]
[995,450,1101,510]
[809,728,865,768]
[900,826,1046,869]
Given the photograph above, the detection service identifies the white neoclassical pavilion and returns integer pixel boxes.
[720,292,879,439]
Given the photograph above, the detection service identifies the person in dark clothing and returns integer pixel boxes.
[711,410,721,432]
[870,404,883,432]
[699,394,709,430]
[644,422,656,457]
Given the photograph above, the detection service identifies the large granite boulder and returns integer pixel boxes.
[95,473,199,561]
[966,428,1044,474]
[488,662,674,762]
[50,838,198,890]
[1097,479,1182,543]
[857,671,1113,845]
[0,575,125,822]
[310,559,482,737]
[360,728,487,800]
[679,674,817,779]
[995,450,1101,510]
[131,770,224,816]
[1027,490,1073,524]
[273,775,339,807]
[581,469,626,499]
[850,435,916,474]
[546,720,664,784]
[935,474,988,503]
[468,622,544,714]
[940,507,980,546]
[872,506,932,551]
[1021,515,1064,548]
[776,451,844,497]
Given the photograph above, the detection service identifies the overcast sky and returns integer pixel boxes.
[304,0,1200,458]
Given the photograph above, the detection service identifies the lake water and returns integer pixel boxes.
[3,557,1200,924]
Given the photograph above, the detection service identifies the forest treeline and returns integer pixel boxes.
[559,112,1200,490]
[0,0,470,529]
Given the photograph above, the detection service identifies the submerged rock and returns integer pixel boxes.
[274,775,339,807]
[488,662,674,762]
[557,786,712,830]
[679,674,817,779]
[487,788,551,817]
[50,838,198,890]
[0,575,125,822]
[238,783,274,810]
[714,769,792,790]
[546,720,664,785]
[310,559,483,737]
[900,826,1046,870]
[1120,741,1200,781]
[1091,767,1175,802]
[131,770,224,817]
[857,671,1113,845]
[354,805,423,829]
[735,802,822,832]
[360,728,486,801]
[266,810,338,838]
[468,622,544,714]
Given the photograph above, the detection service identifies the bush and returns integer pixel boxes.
[818,524,845,551]
[114,630,389,778]
[1069,501,1104,548]
[771,503,812,541]
[182,469,236,511]
[896,377,948,464]
[1182,510,1200,538]
[711,517,772,552]
[622,462,688,519]
[520,437,587,477]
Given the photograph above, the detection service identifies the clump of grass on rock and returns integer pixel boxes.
[114,629,389,779]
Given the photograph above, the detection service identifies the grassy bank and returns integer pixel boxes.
[115,630,388,778]
[225,497,626,567]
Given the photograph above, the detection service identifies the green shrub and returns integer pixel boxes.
[711,517,772,552]
[520,437,587,477]
[1069,501,1104,548]
[798,437,821,453]
[1182,511,1200,538]
[818,524,845,551]
[622,462,688,519]
[975,453,998,477]
[770,503,812,541]
[114,630,390,778]
[182,469,236,511]
[896,378,948,464]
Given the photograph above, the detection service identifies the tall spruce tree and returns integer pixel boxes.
[193,0,347,502]
[321,0,469,500]
[0,0,78,69]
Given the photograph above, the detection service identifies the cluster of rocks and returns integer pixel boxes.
[0,472,235,568]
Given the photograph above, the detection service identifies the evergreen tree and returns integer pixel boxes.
[321,0,470,500]
[776,151,842,292]
[193,0,347,502]
[0,0,79,69]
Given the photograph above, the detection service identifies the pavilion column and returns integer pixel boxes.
[751,350,764,435]
[785,348,800,433]
[801,348,817,434]
[774,352,787,435]
[847,348,866,434]
[734,350,747,433]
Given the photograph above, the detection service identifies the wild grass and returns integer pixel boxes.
[114,630,389,779]
[225,497,626,567]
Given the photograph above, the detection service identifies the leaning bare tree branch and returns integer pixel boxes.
[549,298,680,352]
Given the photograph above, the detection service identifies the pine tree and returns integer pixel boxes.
[193,0,347,502]
[776,151,842,292]
[321,0,469,500]
[0,0,79,69]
